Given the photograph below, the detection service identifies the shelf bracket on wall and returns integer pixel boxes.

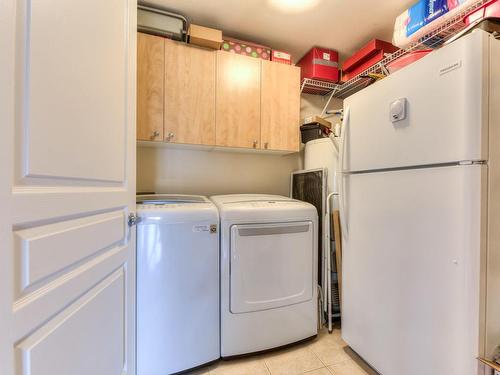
[320,86,339,117]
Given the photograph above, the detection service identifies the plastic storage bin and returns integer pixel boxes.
[300,123,330,144]
[464,0,500,24]
[386,50,432,73]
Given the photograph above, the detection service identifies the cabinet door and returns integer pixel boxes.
[216,51,261,148]
[164,40,216,145]
[261,61,300,152]
[137,32,164,141]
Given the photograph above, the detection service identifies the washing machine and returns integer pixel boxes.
[136,195,220,375]
[210,194,318,357]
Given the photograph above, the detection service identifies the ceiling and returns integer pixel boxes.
[145,0,415,63]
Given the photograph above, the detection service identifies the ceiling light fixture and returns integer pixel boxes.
[268,0,321,13]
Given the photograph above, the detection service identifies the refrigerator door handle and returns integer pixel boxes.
[338,107,350,240]
[339,106,350,174]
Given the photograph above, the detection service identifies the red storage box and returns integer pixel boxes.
[386,50,432,74]
[464,0,500,24]
[297,47,339,83]
[271,50,292,65]
[342,39,399,82]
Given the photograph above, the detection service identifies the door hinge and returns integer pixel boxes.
[128,213,142,227]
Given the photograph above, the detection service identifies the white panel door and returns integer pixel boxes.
[341,165,485,375]
[230,222,314,313]
[0,0,136,374]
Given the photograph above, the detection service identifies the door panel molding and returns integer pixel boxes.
[12,245,129,342]
[14,0,128,185]
[14,210,126,295]
[15,268,126,375]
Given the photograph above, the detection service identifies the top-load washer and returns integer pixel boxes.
[210,194,318,357]
[136,194,219,375]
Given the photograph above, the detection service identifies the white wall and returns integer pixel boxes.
[137,146,302,196]
[136,94,343,196]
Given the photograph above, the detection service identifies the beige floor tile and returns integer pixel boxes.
[328,358,379,375]
[211,356,270,375]
[328,360,368,375]
[343,348,379,375]
[308,336,352,367]
[302,367,333,375]
[183,326,378,375]
[183,364,213,375]
[264,344,324,375]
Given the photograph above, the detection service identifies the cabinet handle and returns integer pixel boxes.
[166,132,175,142]
[253,140,258,148]
[151,130,160,140]
[264,142,269,149]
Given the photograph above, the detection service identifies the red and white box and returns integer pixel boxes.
[296,47,339,83]
[271,50,292,65]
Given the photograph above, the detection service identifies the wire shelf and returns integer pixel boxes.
[301,0,490,99]
[300,78,340,95]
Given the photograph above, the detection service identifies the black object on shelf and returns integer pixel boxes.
[300,123,330,144]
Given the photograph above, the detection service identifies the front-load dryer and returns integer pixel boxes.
[210,194,318,357]
[136,195,219,375]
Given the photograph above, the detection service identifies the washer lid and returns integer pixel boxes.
[137,194,218,222]
[136,194,210,205]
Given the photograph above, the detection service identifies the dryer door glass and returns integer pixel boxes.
[229,221,314,314]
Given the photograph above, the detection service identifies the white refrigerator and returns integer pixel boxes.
[340,30,500,375]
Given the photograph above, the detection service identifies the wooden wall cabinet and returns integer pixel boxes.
[215,51,262,149]
[137,33,164,141]
[164,40,216,145]
[137,33,301,152]
[261,60,301,152]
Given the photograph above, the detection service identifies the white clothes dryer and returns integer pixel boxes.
[210,194,318,357]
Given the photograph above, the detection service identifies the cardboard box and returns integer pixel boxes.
[303,115,332,129]
[221,37,271,60]
[271,50,292,65]
[188,24,223,50]
[297,47,339,83]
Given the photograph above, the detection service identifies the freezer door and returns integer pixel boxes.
[341,165,485,375]
[230,222,314,313]
[343,30,489,173]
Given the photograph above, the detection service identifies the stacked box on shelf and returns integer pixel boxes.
[341,39,399,82]
[393,0,480,49]
[271,50,292,65]
[297,47,340,83]
[221,37,271,60]
[188,24,223,49]
[464,0,500,24]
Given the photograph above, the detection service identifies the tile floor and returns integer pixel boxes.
[186,326,378,375]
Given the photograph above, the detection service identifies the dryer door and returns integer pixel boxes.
[230,221,314,314]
